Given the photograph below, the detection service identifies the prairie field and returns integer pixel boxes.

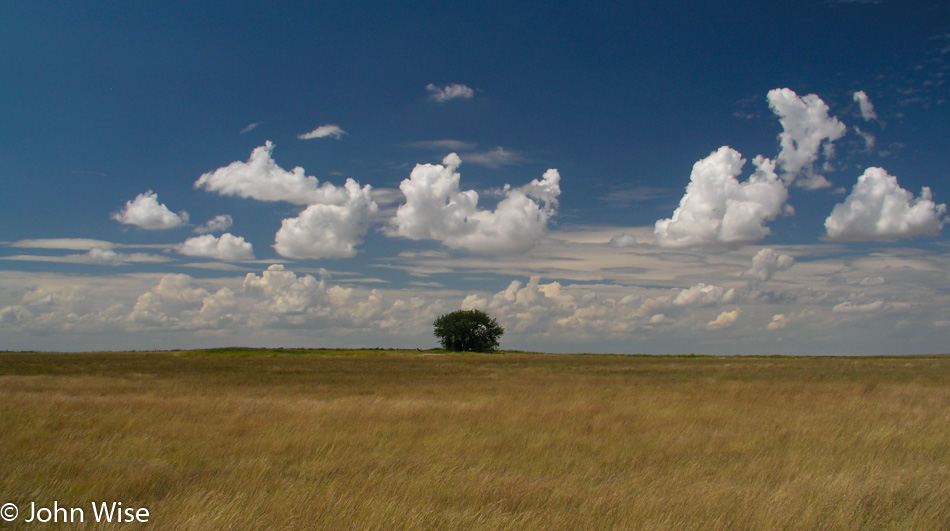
[1,349,949,529]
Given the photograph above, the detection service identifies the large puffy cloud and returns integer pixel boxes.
[742,248,795,282]
[768,88,847,189]
[194,141,360,205]
[654,147,788,249]
[196,142,379,258]
[177,234,255,261]
[390,153,561,255]
[112,191,188,230]
[273,179,378,259]
[824,167,947,241]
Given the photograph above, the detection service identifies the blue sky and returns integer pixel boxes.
[2,1,948,354]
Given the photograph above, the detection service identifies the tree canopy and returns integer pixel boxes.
[433,309,504,353]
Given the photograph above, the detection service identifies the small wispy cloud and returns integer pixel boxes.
[409,139,478,151]
[298,124,346,140]
[240,122,260,134]
[854,126,876,151]
[410,141,525,168]
[852,91,878,122]
[1,249,170,266]
[460,146,525,168]
[426,83,475,103]
[9,238,117,251]
[600,186,675,207]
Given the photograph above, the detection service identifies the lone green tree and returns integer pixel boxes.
[433,309,504,352]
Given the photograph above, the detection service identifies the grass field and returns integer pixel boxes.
[1,349,949,529]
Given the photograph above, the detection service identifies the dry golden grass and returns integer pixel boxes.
[1,350,949,529]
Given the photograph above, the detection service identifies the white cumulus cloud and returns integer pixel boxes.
[194,214,233,234]
[654,147,788,249]
[274,179,378,259]
[112,191,189,230]
[707,309,741,330]
[824,167,947,241]
[178,234,255,261]
[196,142,379,258]
[673,283,736,308]
[426,83,475,102]
[195,141,359,205]
[297,124,346,140]
[768,88,847,189]
[853,91,878,122]
[767,313,788,331]
[390,153,561,255]
[743,248,795,282]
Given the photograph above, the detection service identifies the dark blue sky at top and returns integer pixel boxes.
[2,1,948,264]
